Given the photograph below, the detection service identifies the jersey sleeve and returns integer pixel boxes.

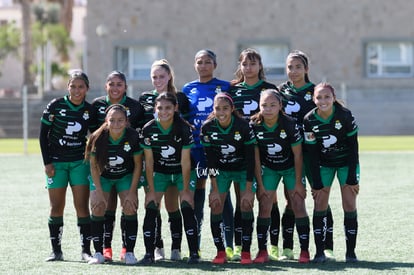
[303,116,323,189]
[344,110,359,184]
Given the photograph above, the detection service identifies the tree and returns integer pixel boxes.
[0,22,21,77]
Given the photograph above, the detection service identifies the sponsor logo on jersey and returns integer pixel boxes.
[220,144,235,155]
[197,97,213,112]
[267,143,282,155]
[322,135,337,148]
[243,100,258,115]
[285,101,300,115]
[109,156,124,166]
[161,145,175,158]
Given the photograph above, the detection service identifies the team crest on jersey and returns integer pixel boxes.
[83,111,89,120]
[234,131,241,141]
[126,108,131,117]
[203,135,210,143]
[144,137,151,146]
[305,92,312,101]
[48,114,55,122]
[124,142,131,152]
[215,86,222,93]
[280,130,287,139]
[335,120,342,130]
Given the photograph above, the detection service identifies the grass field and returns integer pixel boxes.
[0,138,413,274]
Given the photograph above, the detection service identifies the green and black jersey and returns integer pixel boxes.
[252,114,302,171]
[200,115,256,181]
[228,80,277,120]
[140,118,194,174]
[92,94,145,130]
[91,128,142,180]
[40,95,97,164]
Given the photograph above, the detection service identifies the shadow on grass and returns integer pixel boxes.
[91,259,414,272]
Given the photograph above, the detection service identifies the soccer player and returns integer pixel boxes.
[139,92,200,264]
[91,70,145,262]
[276,50,324,261]
[201,93,256,265]
[85,104,142,265]
[303,82,359,263]
[138,59,190,261]
[182,49,235,259]
[250,89,310,264]
[39,71,97,262]
[227,48,277,261]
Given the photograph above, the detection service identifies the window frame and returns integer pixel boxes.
[114,42,166,81]
[365,41,414,78]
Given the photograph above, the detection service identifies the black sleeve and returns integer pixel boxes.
[176,92,190,118]
[346,133,359,185]
[204,146,218,177]
[305,142,323,190]
[245,143,255,182]
[39,123,51,165]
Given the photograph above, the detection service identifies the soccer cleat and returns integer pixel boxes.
[231,245,242,261]
[124,252,138,265]
[139,253,155,264]
[268,245,279,261]
[346,252,358,263]
[88,252,105,264]
[324,249,336,261]
[225,247,234,261]
[154,247,165,261]
[298,250,310,263]
[81,251,92,261]
[240,251,253,265]
[103,247,112,262]
[120,247,127,261]
[253,250,269,263]
[279,248,294,260]
[187,252,200,264]
[170,249,182,261]
[311,253,326,263]
[45,251,64,262]
[212,251,227,264]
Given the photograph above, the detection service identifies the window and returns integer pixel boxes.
[115,45,165,80]
[366,42,414,78]
[238,43,289,79]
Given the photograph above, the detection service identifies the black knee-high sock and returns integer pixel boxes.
[155,212,164,248]
[234,208,242,246]
[222,193,234,249]
[120,213,126,249]
[78,217,91,254]
[124,214,138,253]
[143,203,159,255]
[313,210,327,256]
[194,188,205,246]
[168,210,182,251]
[325,205,334,250]
[344,211,358,258]
[103,211,115,248]
[270,203,280,246]
[256,217,270,251]
[210,214,225,251]
[296,216,310,251]
[241,211,254,253]
[91,216,105,254]
[281,208,295,249]
[181,201,199,254]
[48,216,63,253]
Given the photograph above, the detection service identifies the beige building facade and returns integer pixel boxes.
[84,0,414,135]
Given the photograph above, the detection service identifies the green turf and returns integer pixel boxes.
[1,136,414,154]
[0,153,413,274]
